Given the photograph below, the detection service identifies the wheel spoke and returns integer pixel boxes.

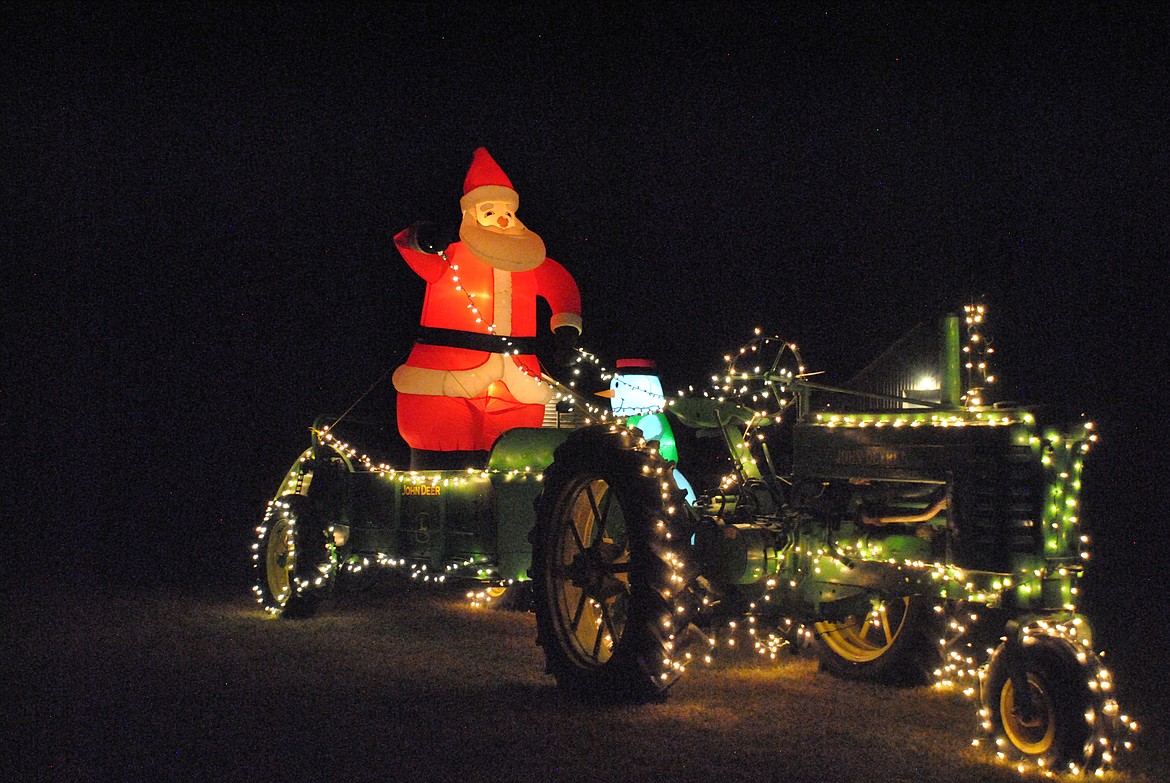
[568,516,587,556]
[879,604,894,646]
[570,588,588,633]
[856,614,873,644]
[585,483,606,542]
[600,599,621,646]
[591,605,605,660]
[597,486,612,537]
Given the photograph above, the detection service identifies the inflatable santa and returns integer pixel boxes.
[392,148,582,468]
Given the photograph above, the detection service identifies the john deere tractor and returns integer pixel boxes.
[254,312,1129,774]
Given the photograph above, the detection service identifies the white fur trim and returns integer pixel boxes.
[550,312,583,333]
[494,270,512,335]
[460,184,518,213]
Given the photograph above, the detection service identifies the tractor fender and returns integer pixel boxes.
[488,428,574,581]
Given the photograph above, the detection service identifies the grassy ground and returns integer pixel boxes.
[6,576,1165,783]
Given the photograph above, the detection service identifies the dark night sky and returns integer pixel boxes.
[5,3,1168,587]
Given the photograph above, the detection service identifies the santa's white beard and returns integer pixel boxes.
[460,220,546,271]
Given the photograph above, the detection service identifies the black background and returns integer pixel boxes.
[5,3,1167,615]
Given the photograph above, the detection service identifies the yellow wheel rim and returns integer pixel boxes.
[266,516,294,604]
[1001,674,1056,755]
[815,597,911,663]
[552,478,631,667]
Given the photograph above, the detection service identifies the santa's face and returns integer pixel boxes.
[474,200,523,232]
[460,198,546,271]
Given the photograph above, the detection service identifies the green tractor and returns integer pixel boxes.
[253,312,1131,774]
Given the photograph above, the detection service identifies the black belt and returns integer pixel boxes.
[415,327,537,354]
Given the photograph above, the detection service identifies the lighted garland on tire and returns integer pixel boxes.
[812,594,939,685]
[979,627,1124,774]
[252,447,346,618]
[530,424,695,702]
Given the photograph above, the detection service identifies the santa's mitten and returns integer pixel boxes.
[406,221,457,254]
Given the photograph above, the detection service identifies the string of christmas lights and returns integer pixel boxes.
[439,247,571,401]
[253,303,1138,774]
[962,303,995,407]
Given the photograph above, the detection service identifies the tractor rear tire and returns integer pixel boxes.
[530,425,693,702]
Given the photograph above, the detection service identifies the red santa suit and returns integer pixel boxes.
[392,149,582,454]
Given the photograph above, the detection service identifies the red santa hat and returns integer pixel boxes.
[460,147,519,212]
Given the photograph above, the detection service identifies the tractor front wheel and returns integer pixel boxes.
[981,634,1119,773]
